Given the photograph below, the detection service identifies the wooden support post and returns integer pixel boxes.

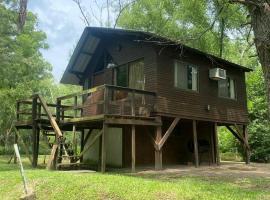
[101,123,107,173]
[56,99,61,121]
[192,120,199,168]
[243,125,250,164]
[14,133,18,164]
[32,97,38,167]
[72,125,77,156]
[214,122,220,165]
[15,101,20,164]
[155,126,162,170]
[210,128,215,165]
[131,125,136,172]
[80,129,85,163]
[16,101,20,121]
[104,86,109,115]
[158,118,180,150]
[74,96,78,118]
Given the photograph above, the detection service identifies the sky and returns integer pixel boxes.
[28,0,86,82]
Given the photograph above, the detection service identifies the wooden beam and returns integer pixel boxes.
[155,126,162,170]
[226,125,244,144]
[77,129,103,158]
[101,123,107,173]
[234,124,250,150]
[47,144,58,170]
[214,122,220,165]
[193,120,199,168]
[80,129,85,163]
[105,118,161,126]
[243,125,250,164]
[36,95,63,138]
[210,128,215,164]
[146,131,158,150]
[83,129,93,147]
[32,96,38,167]
[158,118,180,150]
[131,125,136,172]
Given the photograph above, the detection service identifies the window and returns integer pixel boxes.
[174,61,198,91]
[115,60,145,90]
[116,64,128,87]
[218,77,236,99]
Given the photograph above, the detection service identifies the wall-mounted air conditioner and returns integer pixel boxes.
[209,68,226,80]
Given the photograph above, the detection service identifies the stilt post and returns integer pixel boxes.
[101,123,107,173]
[80,129,85,163]
[192,120,199,167]
[32,96,38,167]
[155,126,162,170]
[131,125,136,172]
[243,125,250,164]
[214,122,220,165]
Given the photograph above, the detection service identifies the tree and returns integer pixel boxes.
[0,1,52,138]
[229,1,270,116]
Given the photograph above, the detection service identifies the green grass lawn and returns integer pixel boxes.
[0,156,269,200]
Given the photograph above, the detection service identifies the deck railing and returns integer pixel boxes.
[16,85,157,123]
[57,84,157,120]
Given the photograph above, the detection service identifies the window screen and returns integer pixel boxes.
[218,77,236,99]
[174,61,198,91]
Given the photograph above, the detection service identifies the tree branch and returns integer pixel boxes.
[72,0,90,26]
[114,0,137,28]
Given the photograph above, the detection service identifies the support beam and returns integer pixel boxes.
[210,128,215,165]
[47,144,58,170]
[158,118,180,150]
[192,120,199,168]
[226,125,250,151]
[214,122,220,165]
[131,125,136,172]
[243,125,250,164]
[155,126,162,170]
[32,97,38,167]
[226,125,244,144]
[80,129,84,163]
[101,123,107,173]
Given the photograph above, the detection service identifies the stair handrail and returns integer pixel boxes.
[32,94,63,138]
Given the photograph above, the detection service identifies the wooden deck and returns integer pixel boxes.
[14,85,162,171]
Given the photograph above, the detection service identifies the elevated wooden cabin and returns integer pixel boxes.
[15,27,251,172]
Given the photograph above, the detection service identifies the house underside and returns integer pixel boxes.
[14,84,250,172]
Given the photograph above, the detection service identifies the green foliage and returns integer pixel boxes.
[0,2,81,153]
[118,0,269,162]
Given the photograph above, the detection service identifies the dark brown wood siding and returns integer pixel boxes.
[102,37,158,92]
[155,48,249,124]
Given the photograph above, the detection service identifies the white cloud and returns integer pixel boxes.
[28,0,86,82]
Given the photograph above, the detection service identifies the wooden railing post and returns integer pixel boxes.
[131,90,135,116]
[103,86,109,115]
[32,96,38,167]
[16,101,20,121]
[74,96,78,118]
[56,99,61,121]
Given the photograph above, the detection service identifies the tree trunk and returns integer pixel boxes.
[247,1,270,115]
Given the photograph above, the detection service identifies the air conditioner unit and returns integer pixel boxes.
[209,68,226,80]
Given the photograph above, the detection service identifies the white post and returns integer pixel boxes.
[14,144,29,195]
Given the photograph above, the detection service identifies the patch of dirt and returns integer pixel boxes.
[135,161,270,183]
